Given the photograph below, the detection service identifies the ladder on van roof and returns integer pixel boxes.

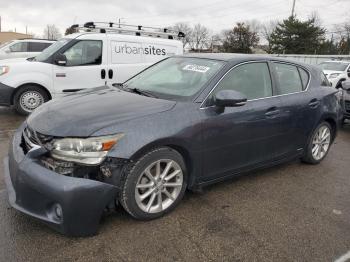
[70,22,185,40]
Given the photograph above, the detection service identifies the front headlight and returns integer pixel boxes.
[0,66,9,76]
[329,73,341,79]
[51,134,124,165]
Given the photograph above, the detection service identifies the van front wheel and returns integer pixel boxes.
[14,85,49,115]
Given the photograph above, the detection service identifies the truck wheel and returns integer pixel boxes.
[120,147,187,220]
[302,121,332,164]
[14,85,49,115]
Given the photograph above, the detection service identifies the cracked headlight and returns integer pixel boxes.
[0,66,9,76]
[51,134,124,165]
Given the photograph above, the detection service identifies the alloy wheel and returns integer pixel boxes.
[135,159,183,214]
[311,125,331,161]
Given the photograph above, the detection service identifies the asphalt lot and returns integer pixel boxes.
[0,106,349,262]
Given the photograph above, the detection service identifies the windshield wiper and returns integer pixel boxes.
[112,83,158,98]
[130,88,158,98]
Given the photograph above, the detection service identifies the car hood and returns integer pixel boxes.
[0,57,28,64]
[27,86,176,137]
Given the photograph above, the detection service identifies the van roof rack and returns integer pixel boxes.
[69,22,185,40]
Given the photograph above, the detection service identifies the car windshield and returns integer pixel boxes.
[319,62,349,71]
[0,41,13,49]
[125,57,224,99]
[34,38,71,62]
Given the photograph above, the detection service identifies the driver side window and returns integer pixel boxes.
[209,62,273,103]
[63,40,102,66]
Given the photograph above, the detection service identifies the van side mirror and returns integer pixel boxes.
[341,80,350,91]
[54,53,67,66]
[214,90,247,107]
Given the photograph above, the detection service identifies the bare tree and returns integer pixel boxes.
[220,22,259,53]
[170,22,193,48]
[190,23,211,50]
[244,19,262,36]
[43,24,62,40]
[261,20,279,50]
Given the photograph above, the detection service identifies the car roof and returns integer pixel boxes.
[183,53,312,68]
[13,39,55,43]
[66,32,183,46]
[322,60,350,64]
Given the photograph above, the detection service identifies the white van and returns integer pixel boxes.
[0,39,55,60]
[0,23,183,114]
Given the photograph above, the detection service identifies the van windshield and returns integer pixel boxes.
[319,62,349,71]
[34,38,71,62]
[124,57,224,99]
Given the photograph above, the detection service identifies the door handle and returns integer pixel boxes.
[108,69,113,79]
[265,107,280,118]
[308,99,320,108]
[101,69,106,79]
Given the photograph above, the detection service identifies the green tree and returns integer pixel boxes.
[221,23,259,53]
[318,38,339,55]
[269,16,325,54]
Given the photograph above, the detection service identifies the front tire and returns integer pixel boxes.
[302,121,332,164]
[120,147,187,220]
[14,85,49,115]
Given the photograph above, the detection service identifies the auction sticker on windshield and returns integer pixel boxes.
[182,64,210,73]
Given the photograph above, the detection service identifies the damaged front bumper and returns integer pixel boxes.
[4,124,121,237]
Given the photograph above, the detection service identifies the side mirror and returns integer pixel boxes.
[214,90,247,107]
[54,53,67,66]
[341,80,350,91]
[4,49,10,54]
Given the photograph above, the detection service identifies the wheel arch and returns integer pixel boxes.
[322,117,337,142]
[129,139,196,187]
[11,83,52,105]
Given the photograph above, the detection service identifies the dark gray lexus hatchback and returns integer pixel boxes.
[4,54,342,236]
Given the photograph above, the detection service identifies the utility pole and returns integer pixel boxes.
[117,18,125,28]
[0,16,2,32]
[291,0,296,17]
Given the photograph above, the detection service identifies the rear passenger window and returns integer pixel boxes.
[298,68,309,90]
[211,62,273,100]
[273,63,303,94]
[320,73,330,86]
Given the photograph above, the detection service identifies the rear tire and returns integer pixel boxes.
[14,85,49,115]
[120,147,187,220]
[302,121,332,164]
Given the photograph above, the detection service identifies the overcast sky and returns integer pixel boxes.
[0,0,349,38]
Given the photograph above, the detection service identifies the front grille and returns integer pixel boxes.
[345,101,350,113]
[22,127,52,153]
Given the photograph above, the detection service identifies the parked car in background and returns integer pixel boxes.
[0,39,54,60]
[0,22,184,115]
[4,54,341,236]
[339,80,350,123]
[319,60,350,88]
